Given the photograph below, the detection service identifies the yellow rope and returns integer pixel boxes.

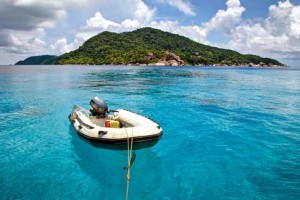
[125,128,134,200]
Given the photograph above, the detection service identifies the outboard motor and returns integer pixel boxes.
[90,97,108,116]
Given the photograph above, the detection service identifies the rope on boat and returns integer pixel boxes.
[124,128,135,200]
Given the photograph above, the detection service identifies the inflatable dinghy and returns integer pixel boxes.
[69,97,163,144]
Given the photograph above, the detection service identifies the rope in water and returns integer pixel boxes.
[125,128,134,200]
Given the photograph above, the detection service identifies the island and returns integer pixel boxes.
[16,27,284,67]
[15,55,58,65]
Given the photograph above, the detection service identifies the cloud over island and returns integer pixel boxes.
[0,0,299,66]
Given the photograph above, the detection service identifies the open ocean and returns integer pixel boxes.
[0,65,299,199]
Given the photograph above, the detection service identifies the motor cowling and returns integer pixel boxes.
[90,97,108,116]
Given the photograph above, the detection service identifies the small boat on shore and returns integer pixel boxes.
[69,97,163,144]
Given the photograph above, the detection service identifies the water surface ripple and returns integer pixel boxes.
[0,65,299,199]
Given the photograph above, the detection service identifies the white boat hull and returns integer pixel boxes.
[69,106,163,144]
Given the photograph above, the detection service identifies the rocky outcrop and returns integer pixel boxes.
[248,62,283,67]
[144,52,155,61]
[154,52,184,66]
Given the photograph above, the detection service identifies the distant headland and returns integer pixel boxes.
[15,55,58,65]
[15,27,284,67]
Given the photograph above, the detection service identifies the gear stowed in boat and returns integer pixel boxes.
[69,97,163,144]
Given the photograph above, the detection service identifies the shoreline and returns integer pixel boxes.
[9,64,288,68]
[54,63,288,68]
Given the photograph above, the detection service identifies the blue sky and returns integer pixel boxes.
[0,0,300,66]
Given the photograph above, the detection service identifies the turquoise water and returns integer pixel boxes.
[0,65,299,199]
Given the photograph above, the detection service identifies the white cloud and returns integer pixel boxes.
[50,37,79,55]
[0,28,46,54]
[226,0,300,61]
[158,0,196,16]
[121,19,140,30]
[226,0,241,8]
[85,12,120,29]
[266,0,294,36]
[117,0,156,30]
[0,27,49,64]
[203,0,245,34]
[0,0,85,31]
[150,20,207,43]
[135,0,156,23]
[81,0,155,32]
[290,6,300,38]
[0,0,89,59]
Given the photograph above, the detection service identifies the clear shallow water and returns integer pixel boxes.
[0,65,299,199]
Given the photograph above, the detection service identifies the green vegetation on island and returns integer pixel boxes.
[56,27,282,66]
[15,55,58,65]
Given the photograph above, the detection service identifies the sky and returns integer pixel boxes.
[0,0,300,66]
